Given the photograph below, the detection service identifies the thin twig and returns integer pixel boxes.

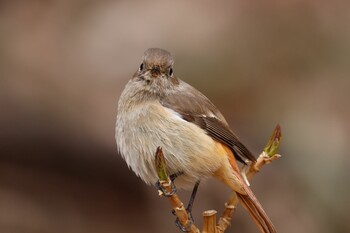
[203,210,217,233]
[216,193,239,233]
[217,124,282,233]
[155,147,200,233]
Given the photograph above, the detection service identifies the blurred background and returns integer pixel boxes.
[1,1,349,233]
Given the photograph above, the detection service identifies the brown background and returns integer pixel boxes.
[1,1,349,233]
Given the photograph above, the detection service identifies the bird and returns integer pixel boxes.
[115,48,276,233]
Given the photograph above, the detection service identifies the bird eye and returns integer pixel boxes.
[169,68,173,76]
[139,63,144,71]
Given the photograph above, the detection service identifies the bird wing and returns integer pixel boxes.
[160,80,255,164]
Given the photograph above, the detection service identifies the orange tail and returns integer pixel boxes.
[219,142,277,233]
[237,191,277,233]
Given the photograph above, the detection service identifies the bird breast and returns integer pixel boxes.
[115,100,225,189]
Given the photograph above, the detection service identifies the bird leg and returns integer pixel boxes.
[156,171,200,232]
[173,181,200,232]
[170,171,184,182]
[155,172,183,197]
[186,181,200,214]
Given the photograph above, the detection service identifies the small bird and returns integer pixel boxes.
[116,48,276,233]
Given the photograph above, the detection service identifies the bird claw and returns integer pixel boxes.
[174,210,194,232]
[155,180,177,197]
[155,172,183,197]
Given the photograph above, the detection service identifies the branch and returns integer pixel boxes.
[217,124,282,233]
[155,147,200,233]
[247,124,282,180]
[216,192,239,233]
[155,124,282,233]
[202,210,217,233]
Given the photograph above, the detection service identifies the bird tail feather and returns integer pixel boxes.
[237,191,277,233]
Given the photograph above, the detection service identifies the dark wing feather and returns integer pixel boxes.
[161,80,256,164]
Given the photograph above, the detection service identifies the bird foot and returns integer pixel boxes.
[172,209,194,232]
[155,180,177,197]
[155,172,183,197]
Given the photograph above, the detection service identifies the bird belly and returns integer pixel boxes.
[116,102,225,189]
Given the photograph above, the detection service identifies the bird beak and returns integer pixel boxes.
[150,66,161,77]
